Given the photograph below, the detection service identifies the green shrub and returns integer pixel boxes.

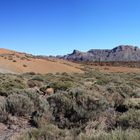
[0,75,27,97]
[30,97,53,128]
[123,98,140,109]
[5,88,49,113]
[0,111,9,124]
[47,88,108,128]
[31,75,44,82]
[0,96,9,123]
[117,109,140,129]
[18,124,72,140]
[27,80,42,88]
[49,81,73,91]
[20,89,47,112]
[78,129,140,140]
[19,128,140,140]
[0,96,6,112]
[132,88,140,98]
[6,94,34,116]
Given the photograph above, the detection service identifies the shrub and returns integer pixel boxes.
[132,88,140,98]
[49,81,73,91]
[0,111,9,124]
[78,128,140,140]
[20,89,45,111]
[117,109,140,129]
[123,98,140,109]
[47,88,108,128]
[0,75,27,97]
[30,97,53,128]
[32,75,44,82]
[5,88,47,112]
[23,64,27,67]
[0,96,9,123]
[85,109,117,132]
[24,72,36,75]
[8,56,13,60]
[6,94,34,116]
[18,124,72,140]
[13,60,17,62]
[0,96,6,112]
[27,80,42,88]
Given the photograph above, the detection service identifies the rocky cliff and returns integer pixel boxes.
[62,45,140,61]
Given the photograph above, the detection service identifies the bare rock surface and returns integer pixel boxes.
[62,45,140,61]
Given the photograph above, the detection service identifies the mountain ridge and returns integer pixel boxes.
[62,45,140,61]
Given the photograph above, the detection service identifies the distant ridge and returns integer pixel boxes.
[61,45,140,61]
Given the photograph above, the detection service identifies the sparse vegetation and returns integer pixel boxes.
[0,66,139,140]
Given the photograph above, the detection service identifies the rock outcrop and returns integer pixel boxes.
[62,45,140,61]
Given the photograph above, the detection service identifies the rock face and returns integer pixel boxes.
[62,45,140,61]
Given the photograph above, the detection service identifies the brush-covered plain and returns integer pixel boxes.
[0,66,140,140]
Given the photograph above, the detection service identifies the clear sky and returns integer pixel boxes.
[0,0,140,55]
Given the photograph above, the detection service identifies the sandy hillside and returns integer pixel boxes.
[0,48,83,74]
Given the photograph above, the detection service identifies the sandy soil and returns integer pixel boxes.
[0,48,83,74]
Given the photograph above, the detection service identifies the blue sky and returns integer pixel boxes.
[0,0,140,55]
